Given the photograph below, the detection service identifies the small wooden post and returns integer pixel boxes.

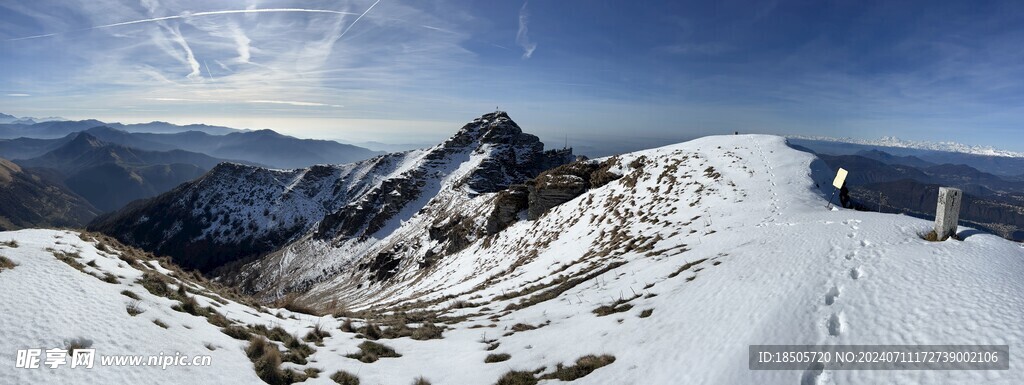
[934,187,962,241]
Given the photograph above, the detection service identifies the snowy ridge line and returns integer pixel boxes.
[787,135,1024,158]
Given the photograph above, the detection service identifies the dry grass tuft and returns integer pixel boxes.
[247,336,309,385]
[120,290,141,300]
[275,293,320,316]
[126,300,145,316]
[485,353,511,363]
[593,294,640,317]
[667,258,708,278]
[304,322,331,345]
[0,255,16,271]
[494,371,538,385]
[346,341,401,363]
[221,325,252,340]
[539,355,616,381]
[64,338,92,355]
[331,370,360,385]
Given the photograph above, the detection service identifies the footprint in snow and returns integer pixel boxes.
[800,362,825,385]
[827,313,843,336]
[825,286,840,305]
[850,267,861,280]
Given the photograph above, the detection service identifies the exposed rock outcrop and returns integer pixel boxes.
[485,185,529,234]
[528,174,589,220]
[486,157,622,232]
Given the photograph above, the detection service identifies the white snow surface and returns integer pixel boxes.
[2,134,1023,384]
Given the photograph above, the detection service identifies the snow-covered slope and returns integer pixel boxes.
[9,134,1024,384]
[288,134,1024,384]
[0,230,266,384]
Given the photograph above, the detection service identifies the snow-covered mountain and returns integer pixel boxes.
[5,133,1022,384]
[790,135,1024,158]
[89,112,575,274]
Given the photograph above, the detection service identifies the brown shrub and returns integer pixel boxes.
[539,355,616,381]
[485,353,511,363]
[331,370,360,385]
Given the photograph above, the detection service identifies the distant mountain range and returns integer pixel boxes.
[14,132,232,212]
[789,138,1024,177]
[0,121,383,228]
[0,117,381,169]
[129,129,380,169]
[0,113,385,230]
[0,116,237,137]
[0,112,66,125]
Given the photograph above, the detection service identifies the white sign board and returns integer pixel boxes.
[832,168,848,189]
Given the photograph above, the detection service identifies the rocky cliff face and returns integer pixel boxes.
[485,185,529,234]
[485,158,622,233]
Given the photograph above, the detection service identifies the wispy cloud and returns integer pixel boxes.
[7,8,361,41]
[248,100,343,108]
[226,22,251,64]
[147,97,342,108]
[146,97,212,102]
[516,1,537,59]
[420,25,453,34]
[6,93,31,97]
[166,23,202,80]
[1,0,478,140]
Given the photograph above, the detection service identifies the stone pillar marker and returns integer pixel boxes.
[934,187,962,241]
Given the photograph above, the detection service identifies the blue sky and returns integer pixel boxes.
[1,0,1023,156]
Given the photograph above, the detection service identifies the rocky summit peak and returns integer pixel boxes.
[436,112,576,193]
[314,111,576,242]
[435,111,525,151]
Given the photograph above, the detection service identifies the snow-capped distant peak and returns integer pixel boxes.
[788,135,1024,158]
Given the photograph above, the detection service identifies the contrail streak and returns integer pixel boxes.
[8,8,359,41]
[337,0,383,40]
